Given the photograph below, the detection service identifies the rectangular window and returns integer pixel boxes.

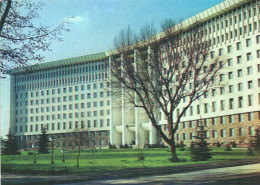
[212,130,217,138]
[220,87,225,95]
[236,42,241,50]
[220,100,224,111]
[249,127,255,136]
[212,102,216,112]
[238,83,243,91]
[212,118,216,125]
[227,45,231,53]
[238,96,243,108]
[204,103,208,113]
[229,115,234,123]
[237,56,241,64]
[228,72,233,79]
[248,81,253,89]
[248,94,253,106]
[228,59,232,66]
[246,39,251,47]
[229,128,234,137]
[239,127,244,136]
[229,85,233,93]
[248,112,253,121]
[247,66,252,75]
[247,53,252,61]
[229,98,233,109]
[220,116,225,124]
[238,114,243,122]
[221,130,225,138]
[237,69,242,77]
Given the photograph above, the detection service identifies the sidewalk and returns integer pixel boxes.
[2,159,260,185]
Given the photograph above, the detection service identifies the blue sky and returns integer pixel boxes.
[0,0,224,138]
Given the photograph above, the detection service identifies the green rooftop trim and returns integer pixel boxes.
[11,52,109,74]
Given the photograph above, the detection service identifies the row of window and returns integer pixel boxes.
[19,130,110,141]
[16,109,111,123]
[15,73,109,92]
[15,60,109,83]
[177,93,260,117]
[176,126,256,141]
[163,112,258,130]
[15,92,111,108]
[16,82,110,99]
[15,119,111,133]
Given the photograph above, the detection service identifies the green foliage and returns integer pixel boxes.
[1,147,258,175]
[138,153,145,161]
[37,128,50,154]
[247,147,254,156]
[179,141,185,151]
[3,130,20,155]
[250,128,260,153]
[225,144,232,151]
[190,124,212,161]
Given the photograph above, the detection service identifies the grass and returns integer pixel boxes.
[1,147,259,175]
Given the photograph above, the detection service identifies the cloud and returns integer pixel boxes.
[69,16,87,23]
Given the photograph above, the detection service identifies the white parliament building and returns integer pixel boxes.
[9,0,260,149]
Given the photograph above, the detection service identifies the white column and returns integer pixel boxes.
[134,49,139,146]
[121,54,126,145]
[9,74,16,134]
[148,46,158,145]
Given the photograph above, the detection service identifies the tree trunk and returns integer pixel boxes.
[77,145,80,168]
[0,0,11,34]
[169,140,178,162]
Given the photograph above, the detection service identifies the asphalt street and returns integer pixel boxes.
[2,162,260,185]
[63,163,260,185]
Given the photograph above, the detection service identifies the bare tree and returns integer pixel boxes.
[0,0,70,77]
[111,20,221,161]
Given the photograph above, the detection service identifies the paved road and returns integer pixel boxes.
[2,163,260,185]
[63,163,260,185]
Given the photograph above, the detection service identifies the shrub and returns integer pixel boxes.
[108,143,117,149]
[216,142,221,147]
[225,144,232,151]
[138,153,145,161]
[27,152,34,155]
[247,147,254,156]
[168,157,186,163]
[179,141,185,151]
[231,142,237,147]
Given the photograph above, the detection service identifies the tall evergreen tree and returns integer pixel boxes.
[250,128,260,153]
[38,127,49,154]
[3,130,20,155]
[190,122,212,161]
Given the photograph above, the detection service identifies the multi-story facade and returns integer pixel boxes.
[10,0,260,149]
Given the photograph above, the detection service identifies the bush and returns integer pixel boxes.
[27,152,34,155]
[247,147,254,156]
[225,144,232,151]
[108,143,117,149]
[179,141,185,151]
[138,153,145,161]
[216,142,221,147]
[168,157,186,163]
[231,142,237,147]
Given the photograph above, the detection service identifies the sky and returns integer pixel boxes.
[0,0,224,138]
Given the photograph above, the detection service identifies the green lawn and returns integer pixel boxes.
[1,147,258,175]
